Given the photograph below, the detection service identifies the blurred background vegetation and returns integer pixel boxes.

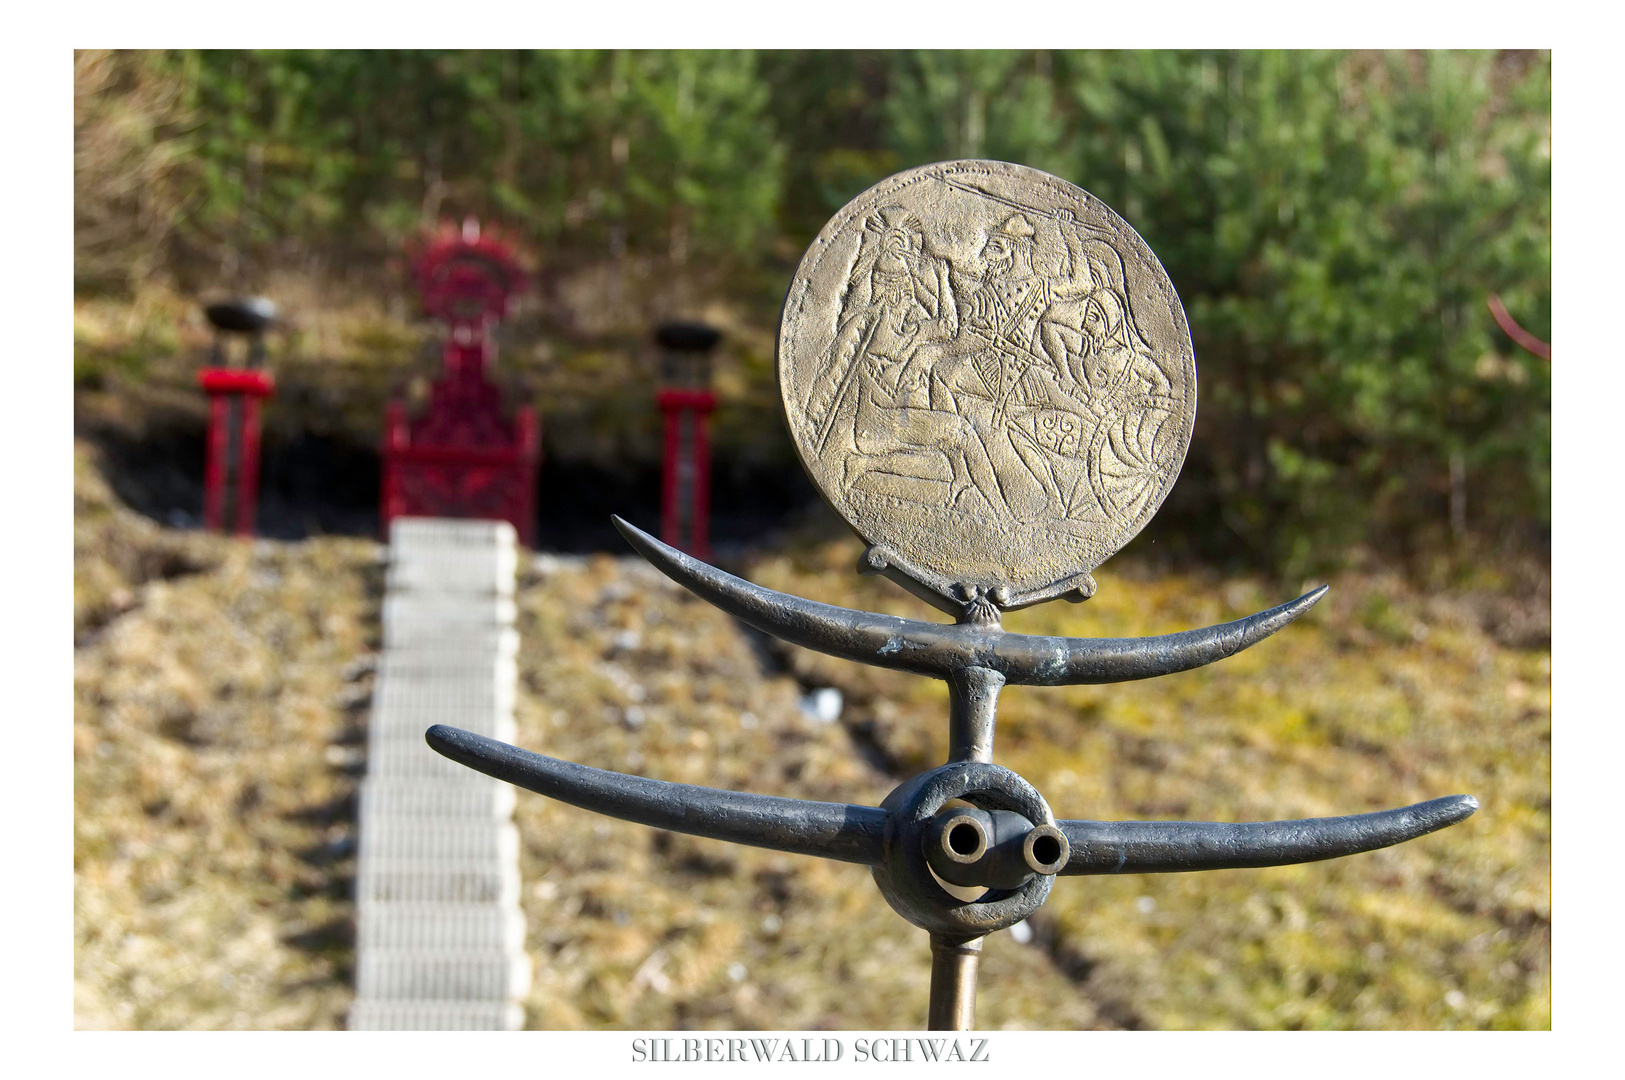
[74,48,1549,574]
[74,50,1550,1031]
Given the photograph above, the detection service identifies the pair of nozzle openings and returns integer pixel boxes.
[923,807,1071,891]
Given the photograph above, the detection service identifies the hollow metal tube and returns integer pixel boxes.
[924,808,1071,890]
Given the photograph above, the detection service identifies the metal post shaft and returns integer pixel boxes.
[927,934,983,1030]
[947,664,1004,765]
[927,666,1007,1028]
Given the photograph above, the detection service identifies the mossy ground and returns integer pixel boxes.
[74,449,1548,1029]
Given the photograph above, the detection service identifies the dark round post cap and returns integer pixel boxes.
[205,297,278,334]
[655,321,721,353]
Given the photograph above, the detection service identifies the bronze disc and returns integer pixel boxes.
[777,160,1196,610]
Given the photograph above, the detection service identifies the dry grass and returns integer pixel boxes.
[74,442,379,1029]
[73,449,1548,1029]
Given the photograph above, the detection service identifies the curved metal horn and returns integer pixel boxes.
[1057,795,1478,876]
[613,516,1327,686]
[989,587,1327,686]
[425,725,888,866]
[614,515,971,677]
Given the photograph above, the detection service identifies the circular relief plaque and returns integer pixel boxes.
[777,160,1196,609]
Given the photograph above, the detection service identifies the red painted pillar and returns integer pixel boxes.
[197,368,276,537]
[657,387,716,561]
[202,392,231,532]
[235,392,265,537]
[653,321,721,560]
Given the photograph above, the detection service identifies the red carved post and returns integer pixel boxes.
[654,322,722,560]
[202,391,230,531]
[198,299,276,537]
[380,219,542,545]
[235,389,265,536]
[197,368,277,537]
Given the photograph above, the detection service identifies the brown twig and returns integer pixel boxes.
[1487,294,1551,360]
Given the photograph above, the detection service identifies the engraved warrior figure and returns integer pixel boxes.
[808,206,1004,512]
[927,212,1102,522]
[963,212,1096,381]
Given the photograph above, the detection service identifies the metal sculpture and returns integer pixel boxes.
[655,321,721,560]
[381,218,541,544]
[198,298,276,536]
[426,163,1478,1029]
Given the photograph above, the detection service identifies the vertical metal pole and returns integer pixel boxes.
[923,664,1006,1028]
[947,665,1004,764]
[927,934,983,1031]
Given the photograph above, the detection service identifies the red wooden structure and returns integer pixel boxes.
[199,367,275,536]
[198,298,277,537]
[381,221,540,545]
[655,322,721,560]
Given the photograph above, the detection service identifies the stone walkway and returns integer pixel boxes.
[348,519,530,1029]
